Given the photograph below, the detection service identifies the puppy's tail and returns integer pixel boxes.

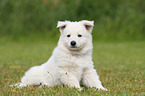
[10,83,20,87]
[10,82,28,88]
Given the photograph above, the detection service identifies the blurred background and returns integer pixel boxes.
[0,0,145,42]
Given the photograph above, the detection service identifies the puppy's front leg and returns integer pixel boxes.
[82,68,107,91]
[60,71,82,90]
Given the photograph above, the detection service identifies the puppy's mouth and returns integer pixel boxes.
[68,45,82,51]
[71,46,77,48]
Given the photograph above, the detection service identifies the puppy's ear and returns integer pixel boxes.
[57,21,70,32]
[81,20,94,32]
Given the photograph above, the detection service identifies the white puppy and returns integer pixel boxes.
[11,20,107,91]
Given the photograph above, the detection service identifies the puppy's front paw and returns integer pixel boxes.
[77,87,83,91]
[97,87,108,91]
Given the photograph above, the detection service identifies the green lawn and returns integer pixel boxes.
[0,41,145,95]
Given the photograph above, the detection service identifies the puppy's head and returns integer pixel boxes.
[57,20,94,54]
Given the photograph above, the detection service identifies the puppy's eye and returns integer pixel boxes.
[78,34,82,37]
[67,34,71,37]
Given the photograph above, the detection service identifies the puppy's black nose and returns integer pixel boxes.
[70,41,76,46]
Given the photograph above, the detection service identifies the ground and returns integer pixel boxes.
[0,41,145,95]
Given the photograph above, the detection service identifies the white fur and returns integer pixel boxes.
[11,20,107,91]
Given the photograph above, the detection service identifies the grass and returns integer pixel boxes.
[0,41,145,95]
